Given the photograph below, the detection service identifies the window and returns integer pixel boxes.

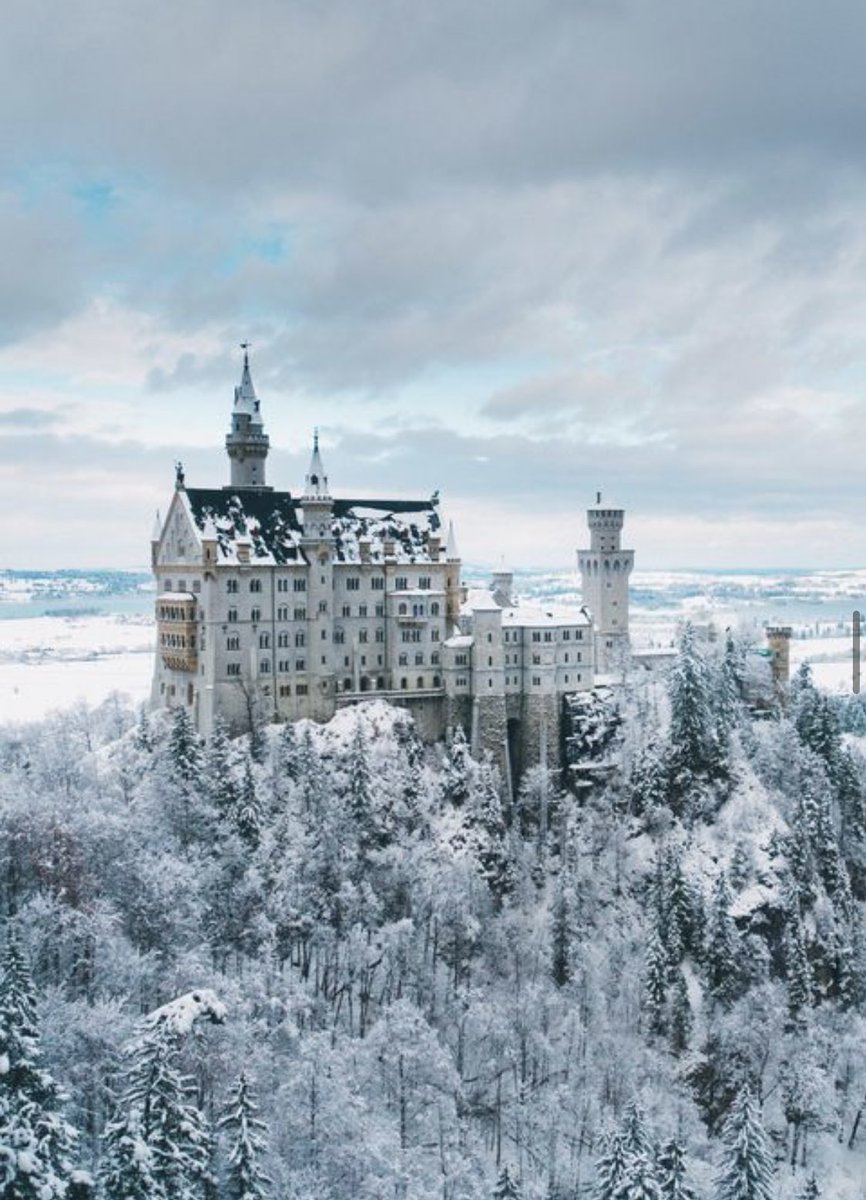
[375,628,384,642]
[277,606,289,621]
[259,633,270,649]
[250,578,262,593]
[295,632,306,647]
[278,632,289,647]
[398,602,408,616]
[400,678,408,689]
[321,629,328,640]
[431,602,440,615]
[433,675,441,687]
[293,578,306,592]
[416,677,424,688]
[359,604,368,617]
[412,603,424,617]
[359,629,368,643]
[342,604,351,617]
[277,578,289,592]
[532,675,541,686]
[532,632,541,643]
[227,636,240,650]
[279,684,291,696]
[193,580,201,593]
[419,576,431,590]
[375,603,385,617]
[346,577,360,591]
[227,663,241,676]
[395,576,408,590]
[399,653,409,666]
[563,629,570,641]
[228,608,238,623]
[251,607,261,622]
[431,652,440,665]
[402,629,422,643]
[415,652,424,665]
[431,628,439,641]
[544,631,553,643]
[564,653,570,663]
[296,658,306,671]
[318,600,327,613]
[334,629,345,645]
[296,683,308,696]
[456,654,467,666]
[532,654,541,665]
[260,660,270,673]
[372,577,385,591]
[294,607,306,620]
[164,581,172,591]
[279,660,291,672]
[575,629,583,640]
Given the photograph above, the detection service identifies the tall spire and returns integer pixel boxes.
[304,428,330,498]
[225,344,270,489]
[446,519,459,561]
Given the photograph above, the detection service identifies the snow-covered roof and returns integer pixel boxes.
[233,353,262,426]
[157,591,195,603]
[444,634,474,649]
[461,587,502,614]
[185,488,442,567]
[501,601,591,628]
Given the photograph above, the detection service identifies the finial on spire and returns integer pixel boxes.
[175,461,185,490]
[596,490,602,505]
[240,340,251,367]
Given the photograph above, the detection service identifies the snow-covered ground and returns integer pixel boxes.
[0,614,154,722]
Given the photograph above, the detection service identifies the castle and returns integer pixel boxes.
[150,352,634,780]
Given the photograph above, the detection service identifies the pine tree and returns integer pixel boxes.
[98,1107,161,1200]
[551,883,573,988]
[102,1028,213,1200]
[0,933,80,1199]
[442,726,472,807]
[797,1175,820,1199]
[644,923,669,1036]
[467,762,510,898]
[784,908,813,1017]
[657,1138,696,1200]
[620,1100,651,1159]
[492,1163,522,1199]
[234,759,262,848]
[714,1088,774,1200]
[207,720,240,820]
[276,720,300,783]
[668,623,721,804]
[219,1072,271,1200]
[614,1152,662,1200]
[348,720,377,854]
[168,707,203,785]
[705,873,740,1007]
[717,632,743,733]
[668,968,692,1054]
[595,1129,629,1200]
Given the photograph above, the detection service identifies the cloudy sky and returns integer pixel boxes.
[4,0,866,569]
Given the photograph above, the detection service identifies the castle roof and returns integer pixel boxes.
[185,488,442,566]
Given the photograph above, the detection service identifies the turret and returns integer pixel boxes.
[578,491,634,673]
[225,344,271,489]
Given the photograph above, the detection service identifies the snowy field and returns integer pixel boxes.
[0,565,863,722]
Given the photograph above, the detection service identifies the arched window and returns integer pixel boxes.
[399,602,408,616]
[417,676,424,689]
[400,677,408,690]
[431,602,440,615]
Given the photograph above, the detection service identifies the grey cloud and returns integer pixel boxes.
[0,408,64,428]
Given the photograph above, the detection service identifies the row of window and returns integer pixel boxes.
[162,580,200,594]
[157,603,197,622]
[501,628,584,643]
[160,632,195,650]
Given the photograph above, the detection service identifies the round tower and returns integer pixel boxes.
[577,491,634,674]
[225,344,271,489]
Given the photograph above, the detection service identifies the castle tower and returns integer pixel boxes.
[225,344,271,489]
[300,431,336,720]
[766,626,792,693]
[578,492,634,673]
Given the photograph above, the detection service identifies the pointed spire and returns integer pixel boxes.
[304,427,330,498]
[151,509,162,543]
[233,342,262,426]
[446,520,459,561]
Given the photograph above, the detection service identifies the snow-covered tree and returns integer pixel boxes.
[705,873,741,1007]
[594,1129,629,1200]
[657,1138,695,1200]
[219,1072,271,1200]
[0,933,80,1199]
[714,1088,774,1200]
[492,1163,522,1199]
